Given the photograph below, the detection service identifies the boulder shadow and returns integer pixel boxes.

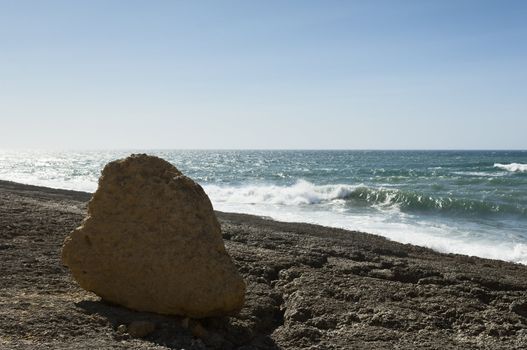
[75,299,281,349]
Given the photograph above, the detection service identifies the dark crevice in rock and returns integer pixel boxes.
[390,266,442,284]
[371,247,409,258]
[299,254,328,269]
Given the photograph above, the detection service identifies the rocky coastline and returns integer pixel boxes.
[1,180,527,349]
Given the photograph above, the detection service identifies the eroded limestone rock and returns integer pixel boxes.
[62,154,245,318]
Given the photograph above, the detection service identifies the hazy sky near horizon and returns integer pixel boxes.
[1,0,526,149]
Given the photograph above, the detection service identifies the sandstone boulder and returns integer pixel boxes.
[62,154,246,318]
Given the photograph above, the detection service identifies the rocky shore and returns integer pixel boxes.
[1,180,527,349]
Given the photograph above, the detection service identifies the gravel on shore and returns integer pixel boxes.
[1,180,527,349]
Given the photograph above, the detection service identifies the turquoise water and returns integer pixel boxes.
[1,150,526,263]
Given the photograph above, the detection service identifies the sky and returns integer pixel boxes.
[1,0,526,149]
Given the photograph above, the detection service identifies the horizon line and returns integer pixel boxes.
[1,148,526,152]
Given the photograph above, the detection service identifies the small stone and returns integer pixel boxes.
[369,268,395,280]
[127,320,155,338]
[116,324,127,334]
[487,324,501,337]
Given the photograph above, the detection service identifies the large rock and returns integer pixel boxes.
[62,154,246,318]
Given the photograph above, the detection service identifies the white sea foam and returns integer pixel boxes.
[0,173,98,193]
[452,171,506,177]
[209,198,527,265]
[204,181,527,265]
[494,163,527,173]
[204,180,357,206]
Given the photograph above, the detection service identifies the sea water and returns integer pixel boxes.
[1,150,526,264]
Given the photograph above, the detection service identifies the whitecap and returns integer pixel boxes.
[204,180,356,206]
[494,163,527,173]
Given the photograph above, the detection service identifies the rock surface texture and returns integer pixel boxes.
[3,180,527,349]
[61,154,246,318]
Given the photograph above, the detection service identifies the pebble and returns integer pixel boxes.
[127,320,155,338]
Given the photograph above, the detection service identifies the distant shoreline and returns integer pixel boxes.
[1,148,527,152]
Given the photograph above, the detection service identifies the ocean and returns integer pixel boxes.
[1,150,526,264]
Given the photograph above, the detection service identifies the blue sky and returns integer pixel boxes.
[1,0,526,149]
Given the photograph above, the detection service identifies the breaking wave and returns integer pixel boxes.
[494,163,527,173]
[204,180,526,217]
[204,180,355,206]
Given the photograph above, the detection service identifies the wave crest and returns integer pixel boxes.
[205,180,355,206]
[204,180,526,217]
[494,163,527,173]
[345,187,524,216]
